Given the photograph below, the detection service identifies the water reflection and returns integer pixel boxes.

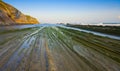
[0,24,120,40]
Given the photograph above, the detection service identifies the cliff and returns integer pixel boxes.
[0,1,39,25]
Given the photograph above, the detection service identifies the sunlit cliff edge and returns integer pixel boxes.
[0,1,39,25]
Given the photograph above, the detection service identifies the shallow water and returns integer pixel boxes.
[0,24,120,40]
[0,24,120,71]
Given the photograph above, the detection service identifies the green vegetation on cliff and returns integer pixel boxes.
[0,1,39,25]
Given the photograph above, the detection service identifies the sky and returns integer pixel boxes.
[3,0,120,24]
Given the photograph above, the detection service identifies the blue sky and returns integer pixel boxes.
[4,0,120,24]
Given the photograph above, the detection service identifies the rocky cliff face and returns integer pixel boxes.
[0,1,39,25]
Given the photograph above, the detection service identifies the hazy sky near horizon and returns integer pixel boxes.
[4,0,120,24]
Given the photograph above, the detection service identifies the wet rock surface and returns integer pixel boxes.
[0,25,120,71]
